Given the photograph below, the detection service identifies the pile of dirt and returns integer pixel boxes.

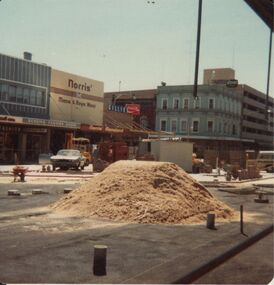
[51,161,235,224]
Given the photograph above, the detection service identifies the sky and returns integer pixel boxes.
[0,0,273,95]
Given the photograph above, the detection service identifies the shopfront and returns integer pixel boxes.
[0,115,80,164]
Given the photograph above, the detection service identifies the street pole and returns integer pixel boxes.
[193,0,203,99]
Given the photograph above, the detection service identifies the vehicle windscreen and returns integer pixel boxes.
[57,150,80,156]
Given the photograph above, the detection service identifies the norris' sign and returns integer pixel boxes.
[68,79,92,92]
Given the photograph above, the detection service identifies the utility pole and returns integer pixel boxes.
[193,0,203,99]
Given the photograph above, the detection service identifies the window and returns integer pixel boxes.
[16,86,23,103]
[162,99,168,110]
[207,120,214,133]
[180,120,188,133]
[30,89,36,105]
[36,90,43,106]
[194,97,200,109]
[208,98,214,109]
[224,122,227,134]
[0,84,8,101]
[173,98,179,110]
[160,119,167,131]
[232,124,237,135]
[192,120,199,132]
[171,119,177,132]
[183,98,189,110]
[218,122,222,133]
[23,88,30,104]
[9,85,16,102]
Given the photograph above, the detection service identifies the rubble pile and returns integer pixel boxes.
[52,161,235,224]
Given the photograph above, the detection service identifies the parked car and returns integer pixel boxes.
[50,149,85,171]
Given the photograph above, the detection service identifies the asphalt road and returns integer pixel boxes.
[0,171,273,284]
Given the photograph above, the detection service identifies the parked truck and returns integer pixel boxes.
[247,150,274,173]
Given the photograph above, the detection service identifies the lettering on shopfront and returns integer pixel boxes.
[68,79,92,92]
[0,116,16,122]
[58,96,96,108]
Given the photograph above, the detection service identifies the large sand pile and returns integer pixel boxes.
[52,161,235,224]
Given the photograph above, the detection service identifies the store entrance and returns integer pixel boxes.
[25,134,42,163]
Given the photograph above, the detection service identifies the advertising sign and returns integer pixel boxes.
[126,104,141,116]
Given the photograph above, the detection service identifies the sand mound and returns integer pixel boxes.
[52,161,235,224]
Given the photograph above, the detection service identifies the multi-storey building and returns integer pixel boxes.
[240,84,273,150]
[156,68,274,156]
[155,84,243,155]
[0,52,104,163]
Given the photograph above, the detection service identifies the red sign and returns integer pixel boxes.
[126,104,140,116]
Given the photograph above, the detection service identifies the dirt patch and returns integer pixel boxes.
[51,161,235,224]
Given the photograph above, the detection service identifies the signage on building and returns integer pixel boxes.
[23,128,48,133]
[108,104,127,113]
[126,104,141,116]
[80,124,103,132]
[226,79,238,88]
[22,118,80,129]
[0,115,23,124]
[108,104,141,116]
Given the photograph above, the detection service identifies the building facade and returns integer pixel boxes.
[104,89,156,131]
[0,52,105,163]
[240,84,273,150]
[156,84,242,138]
[0,52,52,163]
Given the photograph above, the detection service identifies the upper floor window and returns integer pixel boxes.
[173,98,179,110]
[9,85,16,102]
[183,98,189,110]
[162,98,168,110]
[171,119,177,132]
[160,119,167,131]
[194,97,200,109]
[180,120,188,133]
[207,120,214,133]
[208,98,215,109]
[232,124,237,135]
[192,120,199,132]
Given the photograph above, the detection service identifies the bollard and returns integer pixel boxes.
[93,245,107,276]
[206,212,216,230]
[8,190,20,196]
[63,188,73,194]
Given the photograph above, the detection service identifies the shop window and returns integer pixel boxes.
[192,120,199,132]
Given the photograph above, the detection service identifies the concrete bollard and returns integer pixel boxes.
[63,188,73,194]
[32,189,47,195]
[93,245,107,276]
[206,212,216,230]
[8,190,20,196]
